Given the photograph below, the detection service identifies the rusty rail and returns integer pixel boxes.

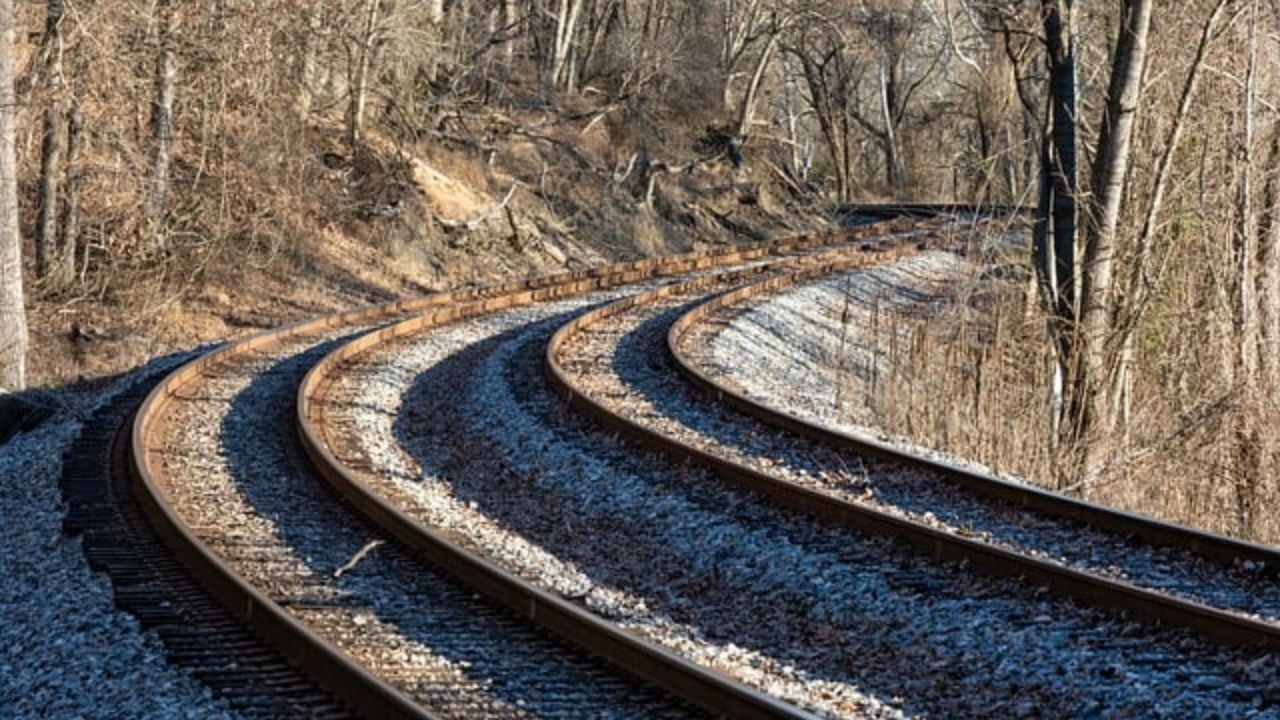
[132,217,922,719]
[291,220,941,719]
[543,221,1280,651]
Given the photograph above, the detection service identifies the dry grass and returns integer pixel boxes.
[833,235,1280,546]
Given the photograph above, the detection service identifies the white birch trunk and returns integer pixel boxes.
[0,0,27,390]
[151,0,176,252]
[348,0,380,152]
[550,0,585,90]
[1077,0,1151,484]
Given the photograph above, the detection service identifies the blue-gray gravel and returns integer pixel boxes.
[0,371,237,720]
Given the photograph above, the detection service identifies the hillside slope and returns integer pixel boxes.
[26,112,829,388]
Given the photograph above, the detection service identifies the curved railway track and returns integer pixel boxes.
[668,256,1280,631]
[300,211,1275,717]
[544,245,1280,651]
[70,205,1279,718]
[62,364,355,719]
[112,216,922,718]
[298,227,945,718]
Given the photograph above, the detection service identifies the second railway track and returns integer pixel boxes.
[300,213,1277,717]
[544,239,1280,651]
[671,251,1280,615]
[104,207,1280,718]
[125,217,920,718]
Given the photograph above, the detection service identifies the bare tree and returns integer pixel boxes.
[348,0,381,152]
[36,106,63,277]
[1044,0,1148,485]
[550,0,587,90]
[1253,121,1280,538]
[1029,0,1154,486]
[850,1,949,191]
[1261,124,1280,404]
[1217,0,1280,538]
[1033,0,1080,430]
[151,0,177,252]
[784,9,862,201]
[60,105,83,281]
[35,0,80,289]
[721,0,785,137]
[0,0,27,390]
[947,0,1032,204]
[292,5,325,119]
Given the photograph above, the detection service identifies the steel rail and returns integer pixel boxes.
[544,225,1280,651]
[131,218,915,719]
[666,262,1280,573]
[292,220,941,719]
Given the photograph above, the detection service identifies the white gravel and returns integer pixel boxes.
[321,301,906,718]
[704,249,1024,479]
[707,251,959,428]
[324,290,1280,719]
[0,369,237,720]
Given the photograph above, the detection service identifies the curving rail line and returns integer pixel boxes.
[666,258,1280,575]
[545,227,1280,651]
[127,214,938,718]
[292,218,943,719]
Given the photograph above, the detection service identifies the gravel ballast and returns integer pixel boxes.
[321,289,1280,718]
[1,371,237,719]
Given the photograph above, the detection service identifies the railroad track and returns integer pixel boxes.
[66,205,1279,718]
[545,241,1280,651]
[62,364,355,719]
[299,211,1275,716]
[668,254,1280,639]
[74,215,920,719]
[298,226,945,718]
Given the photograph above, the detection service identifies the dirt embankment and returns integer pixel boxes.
[27,110,829,389]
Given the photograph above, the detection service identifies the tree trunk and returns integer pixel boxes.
[59,107,83,287]
[504,0,518,62]
[790,45,851,202]
[292,5,323,120]
[550,0,586,91]
[576,0,617,87]
[151,0,177,252]
[36,104,62,281]
[1034,0,1079,476]
[1260,128,1280,398]
[1041,0,1079,324]
[721,0,769,114]
[348,0,380,153]
[0,0,27,390]
[877,61,905,190]
[36,0,67,285]
[1256,124,1280,542]
[1075,0,1152,485]
[735,32,777,140]
[1232,0,1274,540]
[1235,2,1260,390]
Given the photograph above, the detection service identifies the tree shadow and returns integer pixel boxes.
[218,331,682,716]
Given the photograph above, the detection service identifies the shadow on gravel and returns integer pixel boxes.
[0,389,61,445]
[386,313,958,715]
[2,349,209,446]
[219,332,676,717]
[616,307,939,512]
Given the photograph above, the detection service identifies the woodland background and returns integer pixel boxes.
[1,0,1278,543]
